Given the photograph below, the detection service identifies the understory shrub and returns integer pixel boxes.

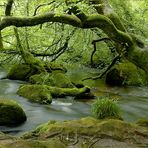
[91,97,122,120]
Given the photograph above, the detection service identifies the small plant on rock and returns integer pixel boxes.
[91,97,122,120]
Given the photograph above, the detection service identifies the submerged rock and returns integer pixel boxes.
[0,99,26,125]
[106,61,147,86]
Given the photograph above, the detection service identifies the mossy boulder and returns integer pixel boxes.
[17,84,91,103]
[0,117,148,147]
[0,99,26,125]
[29,72,75,88]
[7,64,32,81]
[7,62,67,81]
[106,61,147,86]
[136,118,148,127]
[17,85,52,104]
[21,117,148,148]
[0,139,66,148]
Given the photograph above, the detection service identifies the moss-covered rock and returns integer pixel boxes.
[21,117,148,148]
[136,118,148,127]
[17,85,52,104]
[7,62,67,81]
[0,139,66,148]
[7,64,32,81]
[106,61,147,86]
[17,84,91,104]
[0,117,148,147]
[29,72,75,88]
[0,99,26,125]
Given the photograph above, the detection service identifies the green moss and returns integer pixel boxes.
[45,62,67,73]
[7,64,31,81]
[136,118,148,127]
[1,117,148,147]
[128,47,148,74]
[17,84,91,103]
[21,50,46,74]
[48,72,75,88]
[29,72,74,88]
[17,85,52,104]
[1,139,66,148]
[0,99,26,125]
[106,61,147,86]
[29,73,48,85]
[22,117,148,146]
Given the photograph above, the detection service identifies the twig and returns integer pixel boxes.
[44,131,62,138]
[82,54,121,81]
[88,138,101,148]
[33,1,55,16]
[90,38,111,66]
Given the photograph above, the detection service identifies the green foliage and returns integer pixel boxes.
[109,0,148,43]
[91,97,122,119]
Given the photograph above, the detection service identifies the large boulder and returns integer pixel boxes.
[0,99,26,125]
[106,61,147,86]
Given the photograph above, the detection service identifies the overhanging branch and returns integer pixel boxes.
[0,13,82,30]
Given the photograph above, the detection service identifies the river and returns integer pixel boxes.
[0,68,147,136]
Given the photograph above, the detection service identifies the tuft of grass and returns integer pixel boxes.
[91,97,122,120]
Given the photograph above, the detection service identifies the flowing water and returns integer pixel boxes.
[0,68,147,136]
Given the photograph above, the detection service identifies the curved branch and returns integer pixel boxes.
[0,13,82,30]
[84,14,134,47]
